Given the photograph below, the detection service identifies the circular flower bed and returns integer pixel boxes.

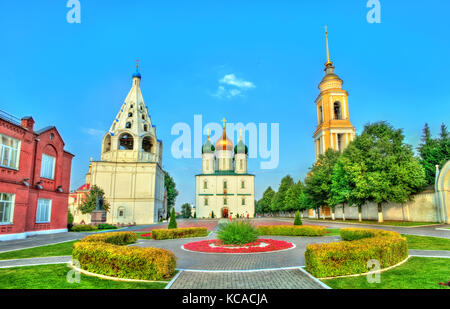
[182,238,294,254]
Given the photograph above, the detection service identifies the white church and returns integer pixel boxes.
[195,121,255,218]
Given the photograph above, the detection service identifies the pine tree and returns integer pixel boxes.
[168,207,177,229]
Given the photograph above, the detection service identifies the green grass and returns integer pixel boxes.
[0,241,77,260]
[402,235,450,251]
[0,264,167,289]
[325,228,341,236]
[305,218,438,226]
[323,257,450,289]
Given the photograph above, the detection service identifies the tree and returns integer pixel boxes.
[304,149,341,219]
[168,207,177,229]
[164,171,179,219]
[349,122,426,222]
[284,181,305,212]
[270,175,294,213]
[78,185,110,214]
[181,203,192,218]
[211,210,215,218]
[256,187,275,215]
[438,123,450,167]
[294,210,302,226]
[418,123,442,185]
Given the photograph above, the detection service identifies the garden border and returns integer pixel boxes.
[181,241,296,255]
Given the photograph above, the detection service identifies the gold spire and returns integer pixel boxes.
[207,128,210,140]
[239,129,243,141]
[325,25,333,66]
[221,117,226,129]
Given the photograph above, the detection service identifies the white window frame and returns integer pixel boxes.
[36,198,52,223]
[0,133,21,170]
[40,154,56,180]
[0,193,15,225]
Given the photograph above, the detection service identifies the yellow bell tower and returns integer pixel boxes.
[313,27,356,160]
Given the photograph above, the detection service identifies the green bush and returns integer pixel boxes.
[81,231,138,245]
[152,227,208,240]
[73,232,176,281]
[294,211,302,226]
[217,221,258,245]
[305,228,408,278]
[257,225,326,236]
[97,223,117,230]
[70,224,98,232]
[168,208,177,229]
[211,211,215,218]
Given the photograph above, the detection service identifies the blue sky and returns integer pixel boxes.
[1,1,449,210]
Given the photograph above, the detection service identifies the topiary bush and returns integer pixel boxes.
[217,221,258,245]
[97,223,117,230]
[257,225,326,236]
[73,232,176,281]
[305,228,408,278]
[70,224,98,232]
[152,227,208,240]
[168,207,177,229]
[294,210,302,226]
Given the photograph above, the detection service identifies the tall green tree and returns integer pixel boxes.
[78,185,110,214]
[256,187,275,214]
[164,171,178,219]
[181,203,192,218]
[348,122,426,222]
[284,181,305,212]
[418,123,442,185]
[438,123,450,167]
[304,149,341,218]
[168,207,177,229]
[270,175,294,213]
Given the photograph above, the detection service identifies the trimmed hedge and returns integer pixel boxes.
[305,228,408,278]
[257,225,327,237]
[70,224,98,232]
[97,223,117,230]
[152,227,208,240]
[73,232,176,280]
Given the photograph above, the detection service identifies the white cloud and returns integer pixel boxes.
[83,128,105,137]
[212,73,255,99]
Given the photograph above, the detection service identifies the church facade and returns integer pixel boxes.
[196,123,255,219]
[313,28,356,160]
[73,68,165,225]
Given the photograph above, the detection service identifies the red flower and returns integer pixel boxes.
[183,238,293,253]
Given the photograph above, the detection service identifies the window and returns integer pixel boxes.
[223,181,227,190]
[125,122,132,129]
[118,208,125,217]
[143,124,148,132]
[319,106,323,123]
[224,198,227,205]
[334,102,342,120]
[242,198,246,206]
[128,112,133,117]
[141,136,153,153]
[203,181,208,189]
[119,134,134,150]
[240,159,243,170]
[0,134,20,170]
[0,193,14,224]
[241,180,245,189]
[36,199,52,223]
[41,154,56,179]
[204,198,208,206]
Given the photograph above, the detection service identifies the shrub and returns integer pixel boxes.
[70,224,98,232]
[305,228,408,278]
[81,231,138,245]
[257,225,326,236]
[152,227,208,240]
[168,208,177,229]
[294,211,302,226]
[211,211,215,218]
[217,221,258,245]
[73,242,176,281]
[97,223,117,230]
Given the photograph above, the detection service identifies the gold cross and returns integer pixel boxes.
[222,118,226,128]
[136,58,140,70]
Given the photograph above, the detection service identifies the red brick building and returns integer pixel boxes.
[0,111,74,241]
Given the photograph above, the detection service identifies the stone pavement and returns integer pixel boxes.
[169,268,328,289]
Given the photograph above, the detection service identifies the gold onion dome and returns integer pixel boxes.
[215,118,234,151]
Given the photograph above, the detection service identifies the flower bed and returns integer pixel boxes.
[73,232,176,280]
[257,225,327,237]
[305,228,408,278]
[182,238,294,253]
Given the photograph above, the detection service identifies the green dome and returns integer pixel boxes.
[234,140,248,154]
[202,139,215,154]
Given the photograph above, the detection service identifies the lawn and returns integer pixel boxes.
[0,241,77,260]
[305,218,439,227]
[0,264,167,289]
[402,235,450,251]
[322,257,450,289]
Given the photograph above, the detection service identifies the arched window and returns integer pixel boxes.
[119,133,134,150]
[143,124,148,132]
[223,180,227,190]
[204,198,208,206]
[223,198,227,205]
[128,112,133,117]
[334,101,342,120]
[125,122,132,129]
[118,207,125,217]
[241,180,245,189]
[203,180,208,189]
[103,134,111,152]
[142,114,145,120]
[319,106,323,123]
[141,136,153,153]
